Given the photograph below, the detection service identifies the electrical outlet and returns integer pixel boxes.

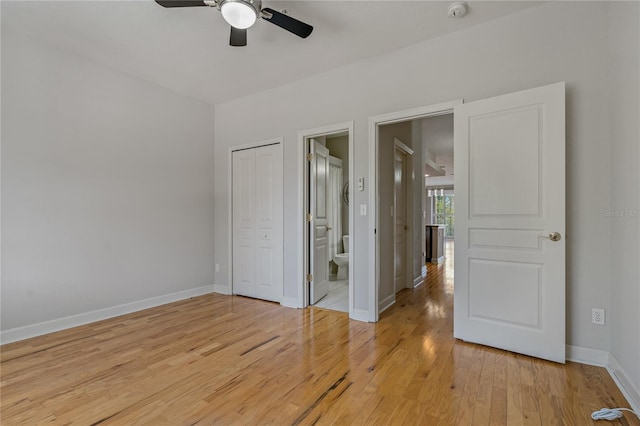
[592,308,605,325]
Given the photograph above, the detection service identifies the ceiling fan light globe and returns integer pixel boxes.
[220,0,257,29]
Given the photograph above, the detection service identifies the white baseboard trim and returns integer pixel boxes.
[213,284,231,295]
[566,344,609,366]
[607,353,640,412]
[281,296,300,309]
[379,295,395,315]
[567,345,640,412]
[0,285,215,345]
[413,273,425,288]
[350,308,370,322]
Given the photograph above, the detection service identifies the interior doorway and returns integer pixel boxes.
[377,115,455,310]
[371,102,459,320]
[300,123,354,315]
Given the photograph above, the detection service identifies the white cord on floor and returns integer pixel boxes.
[591,407,640,421]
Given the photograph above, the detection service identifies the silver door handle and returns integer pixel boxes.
[539,232,561,242]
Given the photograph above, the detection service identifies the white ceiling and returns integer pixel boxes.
[1,1,541,106]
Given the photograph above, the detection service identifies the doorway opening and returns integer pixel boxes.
[375,111,455,317]
[369,100,461,321]
[299,122,354,316]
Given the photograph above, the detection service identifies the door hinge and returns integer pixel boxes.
[307,273,313,282]
[306,213,313,222]
[306,153,313,161]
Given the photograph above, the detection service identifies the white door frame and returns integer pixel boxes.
[368,100,462,322]
[394,138,414,294]
[228,138,283,300]
[298,122,354,317]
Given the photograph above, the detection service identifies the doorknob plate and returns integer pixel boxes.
[540,232,562,242]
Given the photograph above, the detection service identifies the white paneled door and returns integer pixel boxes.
[232,143,283,303]
[309,139,330,304]
[454,82,566,363]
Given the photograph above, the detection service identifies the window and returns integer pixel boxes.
[433,193,454,237]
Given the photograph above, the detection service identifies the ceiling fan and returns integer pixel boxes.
[155,0,313,47]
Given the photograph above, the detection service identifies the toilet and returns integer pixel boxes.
[333,235,349,281]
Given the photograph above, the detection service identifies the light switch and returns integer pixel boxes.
[360,204,367,215]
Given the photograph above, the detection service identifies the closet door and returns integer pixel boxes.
[253,145,283,302]
[232,144,283,302]
[232,149,256,298]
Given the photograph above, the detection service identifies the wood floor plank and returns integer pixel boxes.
[2,241,637,425]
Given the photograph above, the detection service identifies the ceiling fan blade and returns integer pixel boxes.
[261,7,313,39]
[155,1,209,8]
[230,26,247,47]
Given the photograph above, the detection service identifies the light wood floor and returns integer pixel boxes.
[1,244,637,425]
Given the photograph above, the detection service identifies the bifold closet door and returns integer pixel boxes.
[232,144,283,302]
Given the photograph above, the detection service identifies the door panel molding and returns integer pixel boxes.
[310,139,330,304]
[454,82,565,363]
[228,138,283,303]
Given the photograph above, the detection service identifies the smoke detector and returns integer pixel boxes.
[448,2,468,18]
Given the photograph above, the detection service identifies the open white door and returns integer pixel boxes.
[454,82,566,363]
[309,139,330,304]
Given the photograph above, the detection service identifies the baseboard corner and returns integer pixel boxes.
[213,284,231,295]
[281,296,300,309]
[350,308,370,322]
[378,295,395,315]
[565,344,608,366]
[607,353,640,412]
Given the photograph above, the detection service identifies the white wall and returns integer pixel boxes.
[607,2,640,405]
[214,2,620,349]
[410,120,424,282]
[1,24,216,333]
[422,114,454,177]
